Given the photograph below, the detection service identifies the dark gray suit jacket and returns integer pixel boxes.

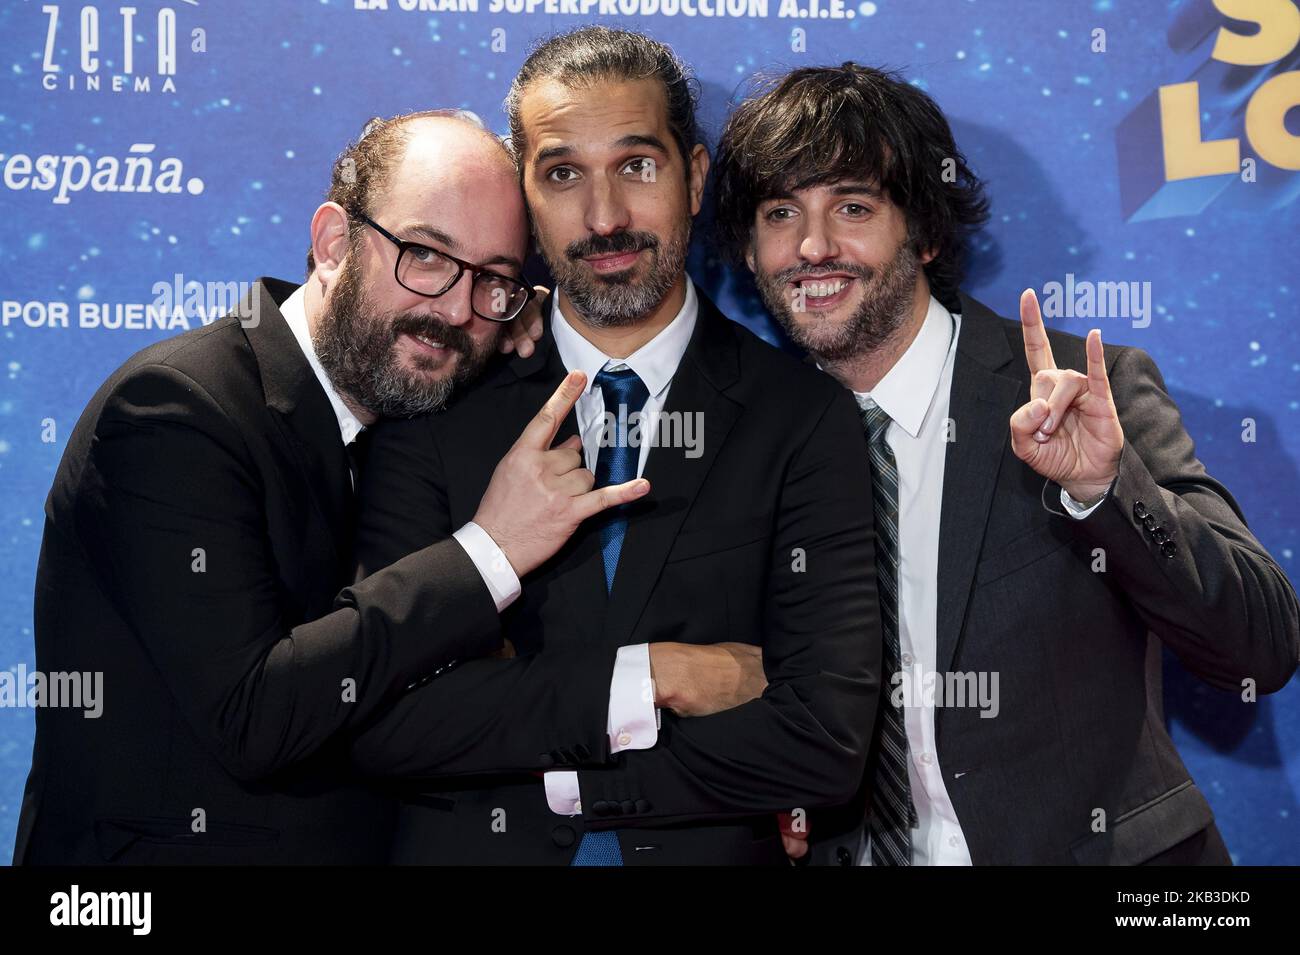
[810,291,1299,866]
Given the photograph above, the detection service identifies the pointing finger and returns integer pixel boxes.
[516,370,586,452]
[1020,288,1057,375]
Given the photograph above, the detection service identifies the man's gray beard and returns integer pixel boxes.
[312,255,491,418]
[542,223,691,329]
[756,239,919,365]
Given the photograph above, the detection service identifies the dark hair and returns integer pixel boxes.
[504,26,701,183]
[713,63,988,306]
[306,109,507,275]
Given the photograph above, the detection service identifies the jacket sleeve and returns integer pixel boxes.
[76,363,504,782]
[347,412,616,778]
[575,388,882,826]
[1055,345,1300,694]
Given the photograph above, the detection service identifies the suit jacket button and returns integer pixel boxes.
[592,800,612,816]
[1160,540,1177,558]
[634,799,651,813]
[620,800,636,816]
[538,753,555,769]
[1134,501,1148,520]
[552,825,576,848]
[1142,515,1157,533]
[1153,526,1169,544]
[836,846,853,866]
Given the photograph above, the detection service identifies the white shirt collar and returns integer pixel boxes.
[855,295,957,439]
[279,283,366,446]
[550,276,699,398]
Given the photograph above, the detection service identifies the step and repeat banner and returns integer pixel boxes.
[1,0,1297,862]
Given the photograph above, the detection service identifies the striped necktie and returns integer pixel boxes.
[570,366,650,867]
[860,400,917,866]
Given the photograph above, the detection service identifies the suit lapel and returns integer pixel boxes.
[934,293,1022,676]
[603,292,742,645]
[502,289,743,646]
[243,278,353,575]
[497,295,607,643]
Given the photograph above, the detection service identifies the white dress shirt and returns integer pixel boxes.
[544,276,699,815]
[279,283,522,612]
[853,295,1104,865]
[281,284,366,452]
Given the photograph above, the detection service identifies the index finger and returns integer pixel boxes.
[516,370,587,451]
[1020,288,1057,374]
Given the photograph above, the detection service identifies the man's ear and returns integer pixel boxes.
[687,144,709,217]
[919,244,938,266]
[744,243,757,274]
[310,202,351,281]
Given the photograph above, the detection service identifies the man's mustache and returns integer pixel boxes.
[389,313,474,355]
[775,262,875,286]
[566,231,659,261]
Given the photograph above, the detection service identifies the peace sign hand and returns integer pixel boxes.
[1009,289,1124,504]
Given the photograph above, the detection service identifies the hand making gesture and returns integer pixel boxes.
[1009,288,1124,505]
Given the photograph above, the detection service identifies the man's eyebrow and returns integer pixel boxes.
[613,133,671,155]
[533,144,572,166]
[759,181,883,203]
[480,253,524,274]
[532,134,671,167]
[403,223,460,251]
[828,182,882,199]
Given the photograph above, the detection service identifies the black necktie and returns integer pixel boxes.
[860,400,917,866]
[346,427,371,494]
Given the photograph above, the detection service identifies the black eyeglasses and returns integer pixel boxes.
[355,213,533,323]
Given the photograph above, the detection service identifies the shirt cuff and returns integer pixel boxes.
[1060,486,1108,520]
[608,643,658,753]
[544,771,583,816]
[451,522,522,612]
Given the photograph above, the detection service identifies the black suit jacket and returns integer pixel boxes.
[14,277,504,865]
[350,288,881,864]
[809,292,1299,866]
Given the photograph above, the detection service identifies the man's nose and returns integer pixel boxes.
[431,270,476,326]
[798,218,840,264]
[585,176,632,237]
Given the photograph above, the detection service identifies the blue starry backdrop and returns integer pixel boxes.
[0,0,1297,862]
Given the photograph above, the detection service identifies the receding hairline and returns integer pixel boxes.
[395,114,515,167]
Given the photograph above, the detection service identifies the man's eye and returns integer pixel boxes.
[547,167,577,183]
[622,157,655,177]
[409,246,435,263]
[842,203,872,217]
[765,207,794,222]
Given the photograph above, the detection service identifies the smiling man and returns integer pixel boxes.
[714,63,1299,865]
[13,110,648,864]
[351,28,881,865]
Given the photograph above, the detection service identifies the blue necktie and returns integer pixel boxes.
[570,366,650,867]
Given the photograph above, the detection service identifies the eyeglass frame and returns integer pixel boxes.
[353,212,534,324]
